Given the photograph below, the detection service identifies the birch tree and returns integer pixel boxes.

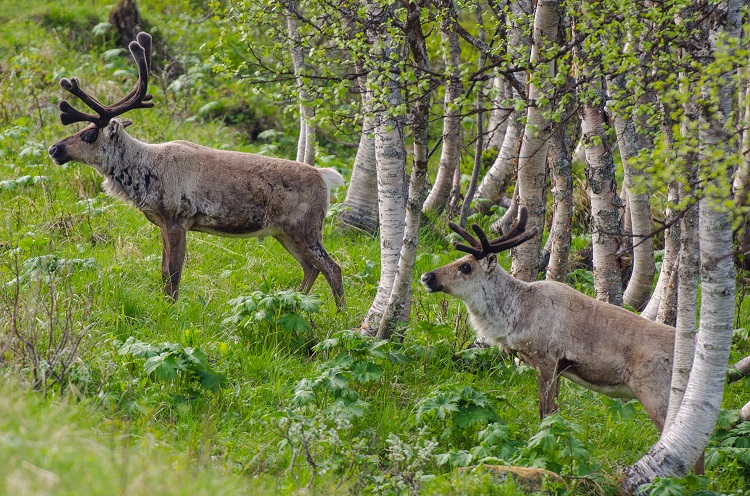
[377,0,431,338]
[624,0,742,489]
[358,0,408,334]
[474,0,531,214]
[284,0,316,165]
[511,0,561,282]
[422,0,463,216]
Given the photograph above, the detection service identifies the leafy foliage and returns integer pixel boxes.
[118,337,226,392]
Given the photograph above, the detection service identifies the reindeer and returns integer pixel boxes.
[420,208,677,433]
[48,32,346,309]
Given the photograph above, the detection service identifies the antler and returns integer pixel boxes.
[58,31,154,127]
[448,207,539,260]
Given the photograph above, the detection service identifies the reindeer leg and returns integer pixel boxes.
[302,241,345,311]
[537,364,561,419]
[159,223,187,301]
[276,235,320,293]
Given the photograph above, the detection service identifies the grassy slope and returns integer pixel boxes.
[0,1,749,494]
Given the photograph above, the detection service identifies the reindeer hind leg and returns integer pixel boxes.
[303,241,345,310]
[276,235,320,293]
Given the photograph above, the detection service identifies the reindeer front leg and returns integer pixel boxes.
[536,363,561,419]
[159,223,187,301]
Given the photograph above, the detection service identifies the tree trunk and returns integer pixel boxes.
[579,102,623,304]
[458,4,487,228]
[485,76,511,151]
[422,0,463,216]
[608,74,654,310]
[285,2,315,165]
[340,111,379,234]
[359,0,408,335]
[109,0,144,47]
[641,182,679,321]
[624,1,741,488]
[510,0,560,282]
[545,112,578,282]
[734,66,750,265]
[474,0,531,214]
[377,0,430,339]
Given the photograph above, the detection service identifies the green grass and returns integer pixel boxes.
[1,1,750,495]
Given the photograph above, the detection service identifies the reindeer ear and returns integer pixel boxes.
[103,119,121,139]
[485,253,497,273]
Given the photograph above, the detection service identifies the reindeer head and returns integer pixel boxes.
[421,208,538,299]
[48,32,153,167]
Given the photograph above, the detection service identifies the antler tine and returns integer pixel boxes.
[448,222,485,258]
[58,32,154,128]
[488,226,539,252]
[488,206,529,244]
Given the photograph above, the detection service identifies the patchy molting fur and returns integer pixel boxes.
[49,119,346,308]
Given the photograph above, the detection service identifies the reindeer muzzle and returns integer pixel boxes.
[48,142,70,165]
[421,271,442,293]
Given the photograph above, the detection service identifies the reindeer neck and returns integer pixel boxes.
[464,268,530,345]
[101,132,159,206]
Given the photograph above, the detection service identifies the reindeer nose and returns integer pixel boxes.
[421,272,439,291]
[48,143,69,165]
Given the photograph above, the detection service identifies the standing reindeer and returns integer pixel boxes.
[421,208,676,432]
[48,32,346,309]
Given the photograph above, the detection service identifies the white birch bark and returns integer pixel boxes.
[607,75,654,310]
[378,1,430,339]
[624,1,741,488]
[580,101,623,304]
[285,2,315,165]
[340,111,379,234]
[641,183,679,321]
[510,0,560,282]
[474,0,531,213]
[485,76,510,151]
[422,0,463,215]
[359,0,408,334]
[666,183,699,429]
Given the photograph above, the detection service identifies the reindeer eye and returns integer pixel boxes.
[81,128,99,143]
[458,263,472,275]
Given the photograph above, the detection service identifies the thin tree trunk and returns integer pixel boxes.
[359,0,408,334]
[377,0,430,339]
[734,66,750,262]
[458,5,486,228]
[608,74,654,310]
[641,182,679,321]
[727,354,750,384]
[340,110,379,234]
[546,112,578,282]
[665,181,699,429]
[579,101,623,304]
[485,76,510,151]
[285,2,315,165]
[422,0,463,215]
[474,0,531,214]
[511,0,560,282]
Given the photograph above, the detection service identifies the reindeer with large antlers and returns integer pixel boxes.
[48,32,346,308]
[421,208,677,433]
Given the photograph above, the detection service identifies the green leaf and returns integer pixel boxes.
[350,361,383,384]
[144,352,180,381]
[278,312,311,333]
